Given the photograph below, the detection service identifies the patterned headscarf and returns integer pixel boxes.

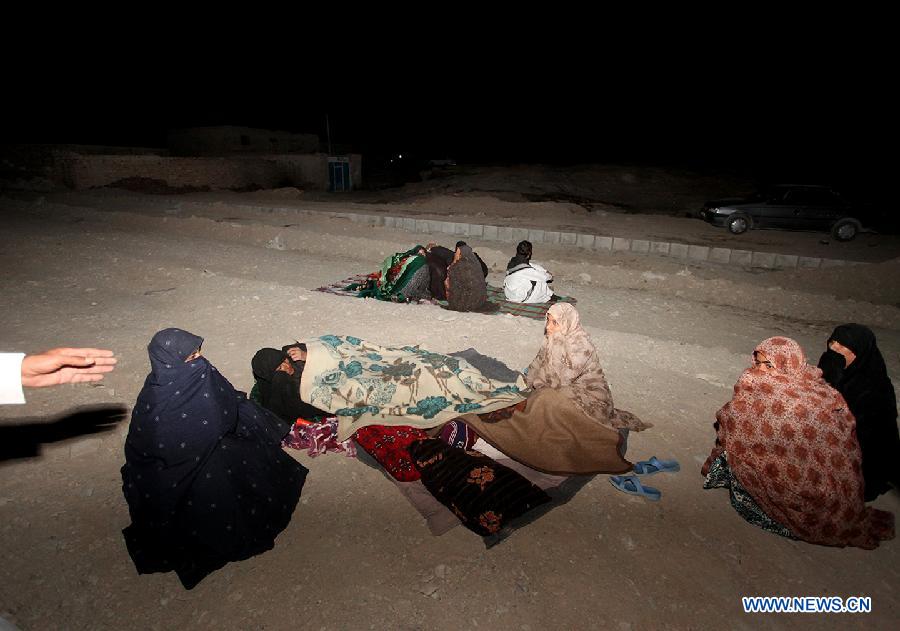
[704,336,894,549]
[526,303,649,431]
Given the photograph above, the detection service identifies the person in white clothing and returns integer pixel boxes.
[0,348,117,404]
[503,240,554,304]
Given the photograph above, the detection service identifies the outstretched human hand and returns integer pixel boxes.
[21,348,117,388]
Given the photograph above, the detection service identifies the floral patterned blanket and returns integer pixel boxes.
[299,335,528,441]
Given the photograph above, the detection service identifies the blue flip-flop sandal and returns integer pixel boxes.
[632,456,680,476]
[609,475,661,501]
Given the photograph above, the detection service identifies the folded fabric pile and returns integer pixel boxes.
[354,425,430,481]
[410,438,552,537]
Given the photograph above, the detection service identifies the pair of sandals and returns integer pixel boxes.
[609,456,680,501]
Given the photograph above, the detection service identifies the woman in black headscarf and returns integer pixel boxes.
[446,243,494,312]
[121,328,308,589]
[818,323,900,501]
[426,241,488,300]
[252,343,330,422]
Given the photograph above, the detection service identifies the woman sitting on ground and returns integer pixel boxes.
[426,241,488,300]
[503,240,554,304]
[121,328,308,589]
[445,243,494,312]
[352,245,431,302]
[252,343,330,423]
[461,303,650,474]
[817,324,900,501]
[702,336,894,549]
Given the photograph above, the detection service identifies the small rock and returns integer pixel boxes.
[266,235,286,250]
[434,564,447,580]
[578,273,592,283]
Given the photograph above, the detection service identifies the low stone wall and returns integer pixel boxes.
[373,215,857,270]
[162,197,859,271]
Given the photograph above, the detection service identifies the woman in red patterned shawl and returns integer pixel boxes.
[702,336,894,549]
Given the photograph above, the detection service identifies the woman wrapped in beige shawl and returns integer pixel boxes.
[463,303,651,474]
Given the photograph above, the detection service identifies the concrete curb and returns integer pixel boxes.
[261,206,859,271]
[45,195,862,272]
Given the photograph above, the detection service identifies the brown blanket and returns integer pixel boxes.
[461,387,633,475]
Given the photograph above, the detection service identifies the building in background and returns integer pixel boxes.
[1,127,361,193]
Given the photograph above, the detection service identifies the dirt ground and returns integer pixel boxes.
[1,173,899,630]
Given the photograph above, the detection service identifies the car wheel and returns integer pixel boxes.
[831,218,860,241]
[727,213,750,235]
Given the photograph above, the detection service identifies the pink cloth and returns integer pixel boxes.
[282,418,357,458]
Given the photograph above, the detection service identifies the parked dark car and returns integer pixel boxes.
[700,185,865,241]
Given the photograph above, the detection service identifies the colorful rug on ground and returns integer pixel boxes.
[315,273,576,321]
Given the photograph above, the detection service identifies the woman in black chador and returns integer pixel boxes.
[818,323,900,501]
[251,343,329,422]
[121,328,307,589]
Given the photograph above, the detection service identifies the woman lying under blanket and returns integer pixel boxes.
[296,334,528,441]
[251,343,330,423]
[348,245,432,302]
[293,312,649,476]
[348,243,491,306]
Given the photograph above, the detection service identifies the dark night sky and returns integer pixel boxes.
[1,25,891,197]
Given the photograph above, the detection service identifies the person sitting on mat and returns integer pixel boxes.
[504,240,554,304]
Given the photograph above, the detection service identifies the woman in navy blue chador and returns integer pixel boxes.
[121,328,307,589]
